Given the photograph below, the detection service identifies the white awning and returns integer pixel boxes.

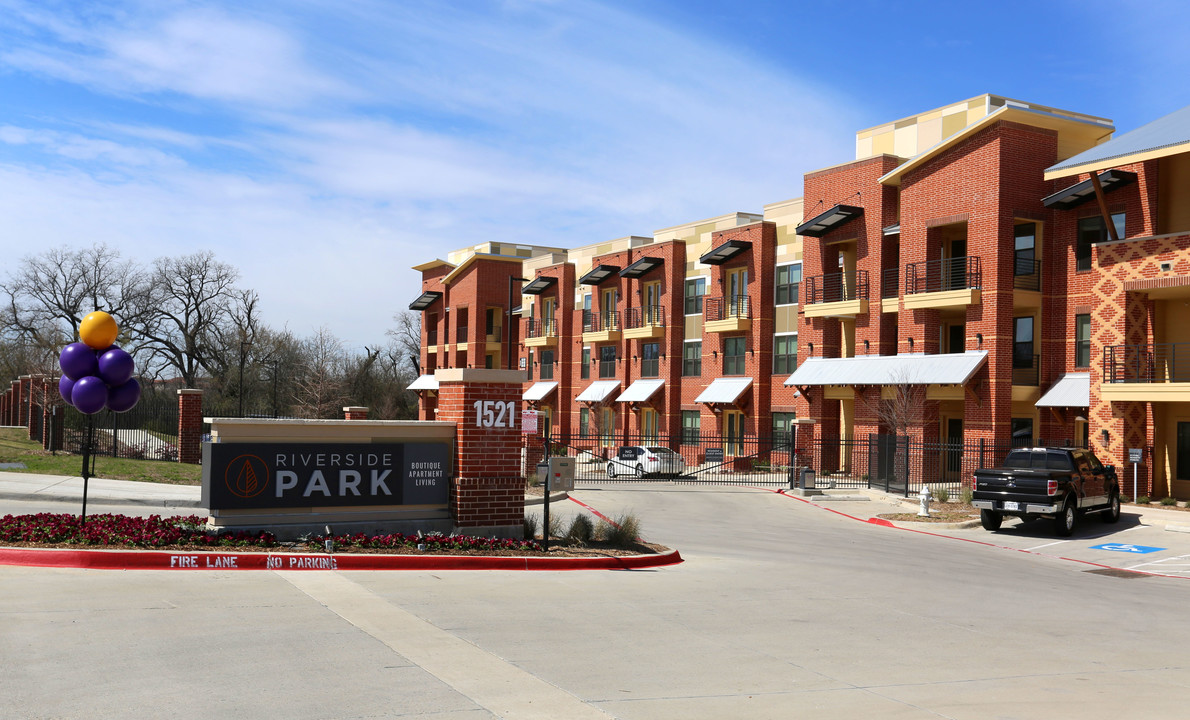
[408,375,439,391]
[576,380,620,403]
[522,381,558,402]
[1036,372,1090,407]
[784,351,988,387]
[616,379,665,403]
[696,377,753,404]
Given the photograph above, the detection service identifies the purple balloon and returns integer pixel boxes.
[72,376,108,415]
[58,376,76,407]
[98,347,135,386]
[107,378,141,413]
[59,342,99,381]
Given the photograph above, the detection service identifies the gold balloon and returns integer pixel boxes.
[79,311,118,350]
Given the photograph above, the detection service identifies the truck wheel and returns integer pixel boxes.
[606,463,616,478]
[980,509,1002,531]
[1103,492,1121,524]
[1055,498,1077,537]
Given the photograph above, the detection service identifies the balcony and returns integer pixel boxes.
[582,310,621,343]
[903,256,981,311]
[704,295,751,333]
[426,330,438,354]
[455,325,469,350]
[803,270,869,319]
[523,317,557,348]
[624,305,666,340]
[1013,258,1042,307]
[881,267,899,313]
[1102,343,1190,402]
[1011,353,1040,402]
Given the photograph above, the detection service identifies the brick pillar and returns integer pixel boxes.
[42,378,59,450]
[177,389,204,465]
[1,388,8,426]
[18,376,32,430]
[343,406,369,420]
[436,368,527,536]
[22,376,38,441]
[11,381,21,426]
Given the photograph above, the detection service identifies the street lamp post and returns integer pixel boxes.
[507,276,527,370]
[238,341,252,418]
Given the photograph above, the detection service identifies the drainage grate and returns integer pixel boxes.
[1084,567,1149,579]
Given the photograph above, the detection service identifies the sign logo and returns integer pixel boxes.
[225,454,270,498]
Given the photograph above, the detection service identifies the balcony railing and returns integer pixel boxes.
[1012,354,1040,386]
[524,317,556,339]
[704,295,751,322]
[905,256,981,294]
[427,330,438,345]
[881,267,899,299]
[804,270,869,304]
[582,310,621,333]
[1103,343,1190,383]
[626,305,665,329]
[1013,258,1041,291]
[455,325,468,343]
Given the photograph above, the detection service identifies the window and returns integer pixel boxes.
[774,335,798,374]
[1077,213,1124,271]
[581,347,591,379]
[1075,314,1090,368]
[641,342,660,377]
[776,264,801,305]
[772,413,796,439]
[641,408,659,444]
[684,278,706,315]
[1013,317,1034,369]
[599,345,617,378]
[682,411,701,445]
[683,341,701,376]
[580,407,590,437]
[539,350,554,380]
[599,407,615,447]
[1014,223,1036,276]
[1011,418,1034,448]
[724,337,746,375]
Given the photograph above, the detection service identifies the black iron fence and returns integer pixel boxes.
[882,267,899,298]
[905,256,981,294]
[59,390,180,461]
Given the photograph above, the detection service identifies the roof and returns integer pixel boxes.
[575,380,620,403]
[616,379,665,403]
[1035,373,1090,408]
[439,253,524,286]
[784,352,988,387]
[695,377,753,404]
[522,381,558,402]
[407,375,439,391]
[1046,103,1190,180]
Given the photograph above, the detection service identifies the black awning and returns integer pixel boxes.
[1042,169,1137,210]
[408,291,442,311]
[578,264,621,285]
[521,276,557,295]
[795,204,864,237]
[699,239,752,266]
[619,256,664,278]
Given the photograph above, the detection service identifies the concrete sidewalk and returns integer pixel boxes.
[0,470,201,509]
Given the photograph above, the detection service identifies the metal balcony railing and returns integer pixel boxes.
[582,310,621,333]
[1103,343,1190,383]
[524,317,556,339]
[804,270,869,304]
[427,331,438,346]
[704,295,751,322]
[905,256,981,294]
[1012,354,1041,386]
[1013,258,1041,291]
[881,267,899,299]
[626,305,665,329]
[455,325,468,343]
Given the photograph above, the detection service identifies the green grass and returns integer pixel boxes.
[0,428,201,485]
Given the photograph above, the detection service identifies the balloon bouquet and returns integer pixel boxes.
[57,311,141,524]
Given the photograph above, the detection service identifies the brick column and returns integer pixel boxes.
[436,368,527,537]
[1,388,9,426]
[177,389,204,465]
[343,406,369,420]
[42,377,60,450]
[18,376,32,430]
[22,376,38,441]
[10,381,20,426]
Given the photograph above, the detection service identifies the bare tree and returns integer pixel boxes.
[292,327,348,419]
[386,310,422,376]
[862,381,927,439]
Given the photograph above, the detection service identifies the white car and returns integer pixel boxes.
[606,446,686,478]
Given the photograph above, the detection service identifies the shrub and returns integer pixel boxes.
[1121,494,1131,504]
[960,488,973,505]
[597,513,641,549]
[566,515,594,545]
[523,513,539,540]
[547,512,563,540]
[1137,496,1151,504]
[1160,496,1179,506]
[932,486,950,504]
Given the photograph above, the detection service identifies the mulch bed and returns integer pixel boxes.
[875,502,979,524]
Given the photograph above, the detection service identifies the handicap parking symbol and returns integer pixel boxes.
[1091,543,1165,554]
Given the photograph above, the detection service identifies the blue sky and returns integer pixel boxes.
[1,0,1187,350]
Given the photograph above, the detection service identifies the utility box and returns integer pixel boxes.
[800,467,816,490]
[537,456,575,491]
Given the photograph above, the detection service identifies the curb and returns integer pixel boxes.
[0,546,683,572]
[0,490,202,509]
[524,491,569,506]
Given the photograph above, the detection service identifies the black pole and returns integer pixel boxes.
[80,415,94,527]
[542,434,551,553]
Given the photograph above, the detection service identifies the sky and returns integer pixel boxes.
[1,0,1187,352]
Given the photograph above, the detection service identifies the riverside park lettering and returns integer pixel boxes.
[202,441,450,511]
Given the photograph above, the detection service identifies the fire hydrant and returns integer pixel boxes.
[917,485,932,517]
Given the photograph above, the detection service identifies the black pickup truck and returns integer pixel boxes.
[972,447,1121,536]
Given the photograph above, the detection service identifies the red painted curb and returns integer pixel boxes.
[0,546,683,572]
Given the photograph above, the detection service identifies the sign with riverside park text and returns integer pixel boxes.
[202,442,450,511]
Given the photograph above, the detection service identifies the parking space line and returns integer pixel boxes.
[1025,540,1069,551]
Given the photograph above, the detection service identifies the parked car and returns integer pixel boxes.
[972,447,1121,536]
[607,446,686,478]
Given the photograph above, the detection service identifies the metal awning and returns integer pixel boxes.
[1035,373,1090,407]
[619,256,664,278]
[578,265,621,285]
[795,204,863,237]
[1042,169,1137,210]
[575,380,620,403]
[695,377,753,404]
[784,352,988,387]
[699,239,752,265]
[408,291,442,311]
[407,375,439,391]
[522,276,557,295]
[522,381,558,402]
[616,379,664,403]
[883,224,901,236]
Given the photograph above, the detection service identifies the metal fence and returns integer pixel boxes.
[59,390,180,461]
